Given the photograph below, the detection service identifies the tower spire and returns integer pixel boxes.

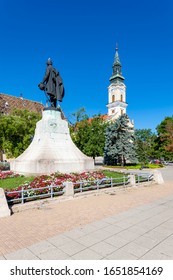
[110,44,124,84]
[114,43,121,66]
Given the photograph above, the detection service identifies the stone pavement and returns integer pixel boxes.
[0,167,173,260]
[0,193,173,260]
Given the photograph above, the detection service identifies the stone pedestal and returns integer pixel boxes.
[0,188,10,217]
[64,182,74,197]
[128,174,136,186]
[11,108,94,175]
[152,170,164,184]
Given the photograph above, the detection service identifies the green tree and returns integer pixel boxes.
[0,109,41,158]
[71,114,108,161]
[135,129,157,164]
[156,116,173,160]
[71,107,88,123]
[104,114,137,166]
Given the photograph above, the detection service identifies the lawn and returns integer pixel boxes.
[0,176,35,190]
[102,170,124,178]
[103,163,163,169]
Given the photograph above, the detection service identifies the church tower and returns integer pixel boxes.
[107,46,128,120]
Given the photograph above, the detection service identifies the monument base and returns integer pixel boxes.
[0,188,11,217]
[11,109,94,176]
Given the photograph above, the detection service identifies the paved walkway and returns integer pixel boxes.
[0,167,173,260]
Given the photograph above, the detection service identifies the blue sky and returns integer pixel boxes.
[0,0,172,131]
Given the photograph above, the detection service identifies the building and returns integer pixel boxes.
[106,46,133,126]
[0,93,44,115]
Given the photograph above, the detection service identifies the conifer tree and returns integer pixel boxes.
[104,114,137,166]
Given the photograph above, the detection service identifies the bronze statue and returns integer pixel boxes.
[38,58,65,108]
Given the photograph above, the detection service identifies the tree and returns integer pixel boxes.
[164,119,173,152]
[71,107,89,123]
[135,129,157,164]
[0,109,41,158]
[104,114,137,166]
[70,114,108,161]
[156,116,173,160]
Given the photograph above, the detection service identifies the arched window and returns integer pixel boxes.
[121,109,123,115]
[112,95,115,102]
[120,94,123,102]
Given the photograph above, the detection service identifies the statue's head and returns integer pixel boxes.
[46,58,53,65]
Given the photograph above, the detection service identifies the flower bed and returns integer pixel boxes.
[0,171,20,180]
[3,171,106,202]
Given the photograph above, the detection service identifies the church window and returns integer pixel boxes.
[121,109,123,115]
[120,94,123,102]
[112,95,115,102]
[112,109,115,114]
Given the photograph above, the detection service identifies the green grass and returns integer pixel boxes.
[146,164,164,168]
[102,170,124,178]
[0,176,35,190]
[103,164,163,169]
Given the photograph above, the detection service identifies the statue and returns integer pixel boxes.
[38,58,65,108]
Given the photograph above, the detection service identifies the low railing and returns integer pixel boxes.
[5,185,64,204]
[5,173,154,205]
[135,173,154,184]
[74,175,129,193]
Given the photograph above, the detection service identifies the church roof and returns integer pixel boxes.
[0,93,44,114]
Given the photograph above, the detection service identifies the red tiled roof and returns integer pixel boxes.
[101,114,109,120]
[87,114,110,123]
[0,93,44,114]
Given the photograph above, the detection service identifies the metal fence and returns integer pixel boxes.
[74,175,129,193]
[135,173,154,184]
[5,173,154,205]
[5,185,64,204]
